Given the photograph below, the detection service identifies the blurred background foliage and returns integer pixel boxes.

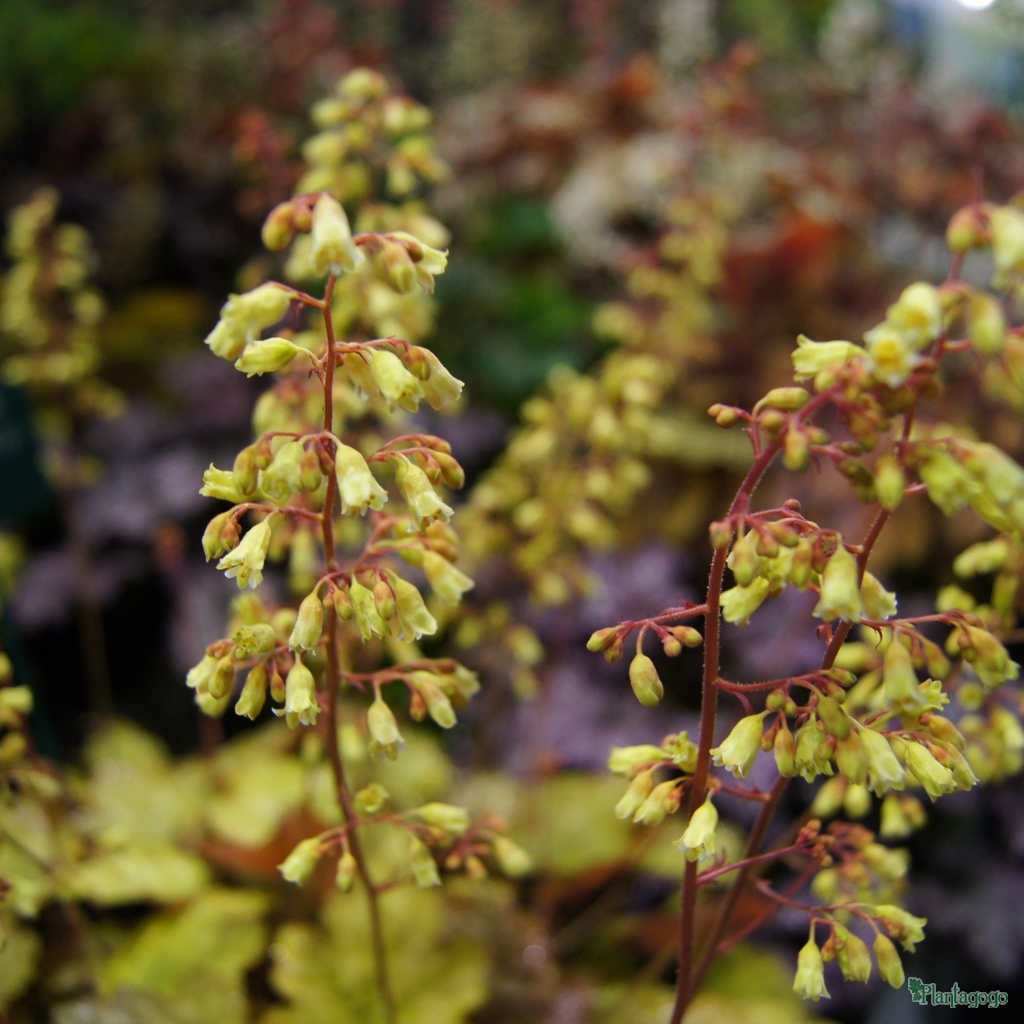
[2,1,1024,1022]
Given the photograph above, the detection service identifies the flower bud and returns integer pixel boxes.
[874,933,905,988]
[761,387,810,411]
[381,238,417,294]
[607,745,665,776]
[873,454,905,512]
[946,205,989,253]
[235,664,268,719]
[408,835,440,888]
[587,626,619,653]
[783,428,810,472]
[711,713,766,778]
[990,204,1024,281]
[817,696,851,740]
[336,850,357,892]
[278,836,324,884]
[670,626,703,648]
[367,697,403,761]
[233,622,277,656]
[234,337,305,378]
[372,577,396,624]
[774,723,797,777]
[413,802,470,834]
[409,672,456,729]
[202,511,239,562]
[813,544,863,623]
[628,652,664,708]
[968,291,1005,355]
[208,655,235,700]
[262,201,297,251]
[289,591,324,651]
[844,782,872,819]
[727,530,761,588]
[491,835,532,877]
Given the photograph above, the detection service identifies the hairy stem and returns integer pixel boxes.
[319,273,397,1024]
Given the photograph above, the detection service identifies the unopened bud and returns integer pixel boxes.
[629,652,664,708]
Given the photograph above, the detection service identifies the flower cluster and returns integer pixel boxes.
[589,196,1024,1013]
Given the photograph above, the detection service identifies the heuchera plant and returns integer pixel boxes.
[190,69,528,1023]
[591,198,1024,1020]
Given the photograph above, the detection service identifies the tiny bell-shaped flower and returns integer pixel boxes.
[416,347,464,409]
[859,726,906,795]
[632,779,680,826]
[720,578,770,625]
[422,550,474,604]
[217,519,273,590]
[369,349,425,412]
[711,712,766,778]
[350,579,387,640]
[614,769,655,820]
[309,193,364,276]
[367,696,404,761]
[277,659,319,728]
[391,576,438,641]
[860,572,897,620]
[882,638,926,711]
[793,933,830,1001]
[628,652,664,708]
[278,836,324,885]
[874,933,905,988]
[234,337,305,377]
[835,925,872,983]
[205,318,246,361]
[875,905,927,952]
[885,282,942,351]
[791,334,860,381]
[677,794,718,863]
[395,458,453,529]
[873,454,906,512]
[902,742,955,800]
[334,443,388,515]
[813,544,863,623]
[235,664,268,720]
[289,590,324,651]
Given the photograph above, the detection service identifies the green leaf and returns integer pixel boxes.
[68,844,211,905]
[263,887,488,1024]
[0,910,41,1008]
[96,889,268,1024]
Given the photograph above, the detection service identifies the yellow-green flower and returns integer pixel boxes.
[217,519,272,590]
[792,934,830,1001]
[677,795,718,863]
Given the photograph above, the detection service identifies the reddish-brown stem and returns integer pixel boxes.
[696,840,805,887]
[318,272,396,1024]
